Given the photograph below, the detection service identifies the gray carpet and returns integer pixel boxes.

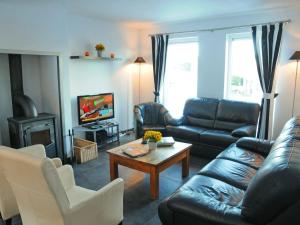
[2,135,210,225]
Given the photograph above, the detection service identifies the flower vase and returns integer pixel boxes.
[97,50,103,57]
[148,141,157,151]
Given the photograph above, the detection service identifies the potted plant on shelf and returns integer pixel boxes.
[95,43,105,57]
[143,131,162,151]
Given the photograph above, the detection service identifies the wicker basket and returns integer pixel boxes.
[73,138,98,163]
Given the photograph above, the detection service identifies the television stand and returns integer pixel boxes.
[72,122,119,148]
[82,124,103,130]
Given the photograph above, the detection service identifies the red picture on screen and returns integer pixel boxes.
[78,93,114,124]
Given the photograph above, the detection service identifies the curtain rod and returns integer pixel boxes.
[148,19,291,37]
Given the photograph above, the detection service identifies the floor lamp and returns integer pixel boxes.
[134,57,146,104]
[289,51,300,117]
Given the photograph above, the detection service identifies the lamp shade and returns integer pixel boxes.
[289,51,300,60]
[134,57,146,63]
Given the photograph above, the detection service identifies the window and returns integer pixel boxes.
[162,37,199,118]
[225,33,262,104]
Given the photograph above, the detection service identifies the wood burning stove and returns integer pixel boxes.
[8,113,58,158]
[6,54,59,158]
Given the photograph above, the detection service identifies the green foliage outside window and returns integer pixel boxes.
[231,76,244,86]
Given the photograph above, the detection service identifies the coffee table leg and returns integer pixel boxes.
[150,167,159,199]
[182,150,190,177]
[109,155,119,181]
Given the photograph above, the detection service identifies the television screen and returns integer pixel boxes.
[77,93,114,124]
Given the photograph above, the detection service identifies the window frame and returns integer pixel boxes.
[161,36,199,117]
[224,32,261,103]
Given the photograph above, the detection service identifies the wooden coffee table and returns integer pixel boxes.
[107,139,192,199]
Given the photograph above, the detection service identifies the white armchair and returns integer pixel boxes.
[0,147,124,225]
[0,144,62,225]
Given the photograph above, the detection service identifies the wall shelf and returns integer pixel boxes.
[70,56,122,61]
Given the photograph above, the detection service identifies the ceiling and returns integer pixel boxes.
[2,0,299,25]
[67,0,299,24]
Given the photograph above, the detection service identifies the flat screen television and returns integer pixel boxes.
[77,93,114,124]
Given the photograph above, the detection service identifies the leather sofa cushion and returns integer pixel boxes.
[183,98,219,128]
[214,99,260,131]
[217,145,265,169]
[199,130,238,148]
[198,159,257,190]
[166,175,251,225]
[166,125,206,142]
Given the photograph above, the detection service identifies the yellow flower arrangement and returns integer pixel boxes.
[95,43,105,51]
[143,130,162,142]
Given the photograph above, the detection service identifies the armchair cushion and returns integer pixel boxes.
[231,125,257,138]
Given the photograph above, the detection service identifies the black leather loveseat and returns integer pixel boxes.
[166,98,260,157]
[159,117,300,225]
[135,98,260,158]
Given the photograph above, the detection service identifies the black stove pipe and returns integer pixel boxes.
[8,54,38,118]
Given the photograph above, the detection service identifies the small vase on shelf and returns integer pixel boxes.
[97,50,103,58]
[148,141,157,151]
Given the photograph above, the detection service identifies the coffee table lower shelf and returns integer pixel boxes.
[108,145,190,200]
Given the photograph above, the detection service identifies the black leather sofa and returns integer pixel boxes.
[135,98,260,158]
[159,117,300,225]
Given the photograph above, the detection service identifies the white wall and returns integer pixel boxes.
[22,55,43,110]
[139,6,300,139]
[67,15,138,131]
[0,1,139,154]
[0,1,72,152]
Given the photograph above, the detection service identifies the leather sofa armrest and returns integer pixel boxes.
[236,137,274,157]
[134,106,143,125]
[232,125,257,138]
[164,112,183,126]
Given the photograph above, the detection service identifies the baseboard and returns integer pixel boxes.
[119,128,134,136]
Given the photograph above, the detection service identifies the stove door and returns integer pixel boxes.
[23,119,57,158]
